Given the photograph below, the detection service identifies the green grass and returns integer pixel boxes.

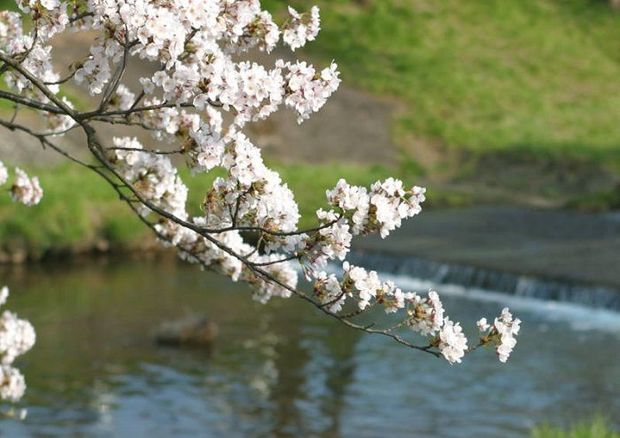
[566,186,620,211]
[265,0,620,166]
[1,162,458,255]
[0,165,144,255]
[532,417,620,438]
[0,0,16,10]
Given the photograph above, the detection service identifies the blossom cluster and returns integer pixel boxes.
[283,6,320,51]
[477,308,521,362]
[79,0,340,127]
[327,178,426,238]
[0,166,43,207]
[206,131,300,234]
[0,0,66,100]
[110,137,188,219]
[0,287,36,402]
[292,178,426,274]
[313,263,471,363]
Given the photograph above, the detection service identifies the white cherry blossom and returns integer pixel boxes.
[0,161,7,186]
[11,168,43,206]
[494,308,521,363]
[438,317,468,364]
[477,318,490,332]
[0,365,26,403]
[283,6,320,51]
[0,287,35,402]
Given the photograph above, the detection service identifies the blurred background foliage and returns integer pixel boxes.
[1,0,620,254]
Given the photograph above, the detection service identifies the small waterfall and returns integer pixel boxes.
[348,251,620,311]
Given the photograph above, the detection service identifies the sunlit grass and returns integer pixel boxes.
[532,417,620,438]
[265,0,620,166]
[0,0,16,10]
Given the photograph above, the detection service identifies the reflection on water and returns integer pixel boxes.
[0,257,619,437]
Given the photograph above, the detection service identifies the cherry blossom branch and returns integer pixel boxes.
[0,76,463,363]
[0,109,443,358]
[0,53,77,119]
[0,90,65,115]
[0,2,522,392]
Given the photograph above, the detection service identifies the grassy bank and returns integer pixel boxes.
[532,417,619,438]
[1,162,461,258]
[266,0,620,161]
[262,0,620,208]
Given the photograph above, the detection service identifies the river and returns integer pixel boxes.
[0,256,618,437]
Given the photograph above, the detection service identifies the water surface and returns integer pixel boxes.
[1,257,618,437]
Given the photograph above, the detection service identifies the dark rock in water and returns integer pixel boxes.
[155,315,218,347]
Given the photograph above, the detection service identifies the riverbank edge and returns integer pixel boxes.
[3,236,619,314]
[0,238,162,264]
